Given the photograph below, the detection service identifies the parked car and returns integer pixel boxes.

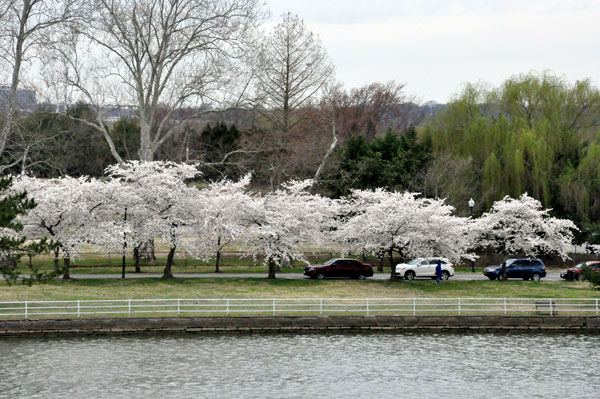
[560,261,600,281]
[395,257,454,280]
[304,258,374,280]
[483,258,546,281]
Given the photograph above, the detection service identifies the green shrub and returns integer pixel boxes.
[580,264,600,290]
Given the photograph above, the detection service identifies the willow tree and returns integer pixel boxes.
[423,71,600,227]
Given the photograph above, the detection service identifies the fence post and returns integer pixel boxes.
[320,298,323,316]
[128,299,131,317]
[550,298,553,316]
[366,298,369,316]
[458,298,461,316]
[25,300,28,319]
[77,300,80,318]
[504,298,507,315]
[226,299,230,317]
[413,298,416,316]
[177,299,180,316]
[273,298,276,316]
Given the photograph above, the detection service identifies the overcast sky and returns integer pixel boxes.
[267,0,600,103]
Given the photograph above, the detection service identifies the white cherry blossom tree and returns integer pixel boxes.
[12,175,115,279]
[185,173,253,273]
[336,189,475,281]
[242,179,337,279]
[477,193,578,280]
[104,161,201,278]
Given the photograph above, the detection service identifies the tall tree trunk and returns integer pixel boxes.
[133,246,141,273]
[388,249,396,281]
[215,251,222,273]
[138,116,154,161]
[162,245,176,279]
[0,5,26,156]
[267,258,277,280]
[149,239,156,263]
[214,237,222,273]
[139,239,156,264]
[377,252,384,273]
[53,247,60,271]
[62,257,71,280]
[312,119,337,184]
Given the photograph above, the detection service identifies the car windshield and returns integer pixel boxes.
[323,259,338,266]
[406,258,423,265]
[574,263,584,269]
[506,259,517,267]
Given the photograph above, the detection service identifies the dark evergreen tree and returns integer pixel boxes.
[197,122,241,180]
[323,127,431,196]
[0,176,58,285]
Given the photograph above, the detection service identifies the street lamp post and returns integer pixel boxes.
[122,207,127,279]
[468,198,475,273]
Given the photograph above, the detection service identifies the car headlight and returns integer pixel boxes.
[307,267,314,271]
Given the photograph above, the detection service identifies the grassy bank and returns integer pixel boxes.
[0,278,596,302]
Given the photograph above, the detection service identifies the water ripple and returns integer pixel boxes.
[0,332,599,399]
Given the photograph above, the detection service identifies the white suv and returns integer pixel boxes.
[395,257,455,280]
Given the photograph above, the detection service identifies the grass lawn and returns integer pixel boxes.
[18,255,321,274]
[0,278,597,302]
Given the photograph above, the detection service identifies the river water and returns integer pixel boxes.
[1,332,598,399]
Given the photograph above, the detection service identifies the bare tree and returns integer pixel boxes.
[254,12,334,133]
[63,0,266,163]
[331,81,413,143]
[0,0,82,169]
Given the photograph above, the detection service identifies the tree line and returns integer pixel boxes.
[1,2,599,244]
[1,161,576,284]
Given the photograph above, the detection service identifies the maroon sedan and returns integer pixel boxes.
[304,258,374,280]
[560,261,600,280]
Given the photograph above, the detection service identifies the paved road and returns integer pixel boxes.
[64,271,563,281]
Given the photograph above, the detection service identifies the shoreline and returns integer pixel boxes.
[2,315,600,337]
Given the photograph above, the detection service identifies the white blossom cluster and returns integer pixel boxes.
[8,162,579,276]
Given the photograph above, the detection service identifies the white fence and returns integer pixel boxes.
[1,298,599,319]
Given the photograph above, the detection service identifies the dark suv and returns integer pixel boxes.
[304,258,374,280]
[483,258,546,281]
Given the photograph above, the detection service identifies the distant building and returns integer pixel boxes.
[0,84,37,110]
[101,106,137,124]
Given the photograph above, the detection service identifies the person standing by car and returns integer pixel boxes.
[435,260,442,285]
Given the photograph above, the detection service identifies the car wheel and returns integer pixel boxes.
[357,272,366,280]
[441,271,450,280]
[316,270,325,280]
[531,273,541,281]
[405,271,416,280]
